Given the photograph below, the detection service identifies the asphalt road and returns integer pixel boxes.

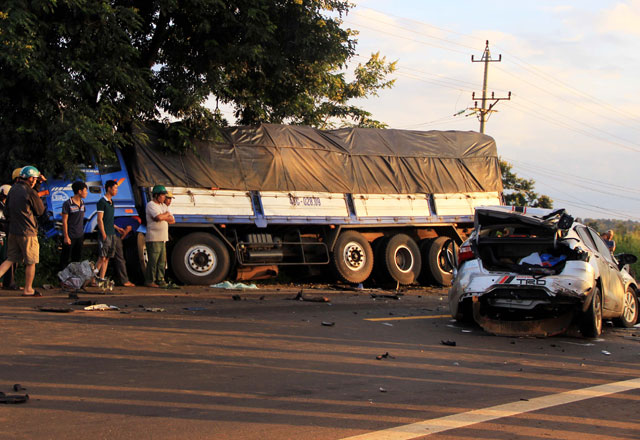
[0,284,638,440]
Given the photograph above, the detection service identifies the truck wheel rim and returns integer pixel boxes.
[438,241,454,273]
[184,245,217,276]
[343,241,366,271]
[623,290,637,322]
[394,245,413,273]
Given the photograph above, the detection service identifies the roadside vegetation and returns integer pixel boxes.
[582,218,640,276]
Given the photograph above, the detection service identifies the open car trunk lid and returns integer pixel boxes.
[473,207,577,275]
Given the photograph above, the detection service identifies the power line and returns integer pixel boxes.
[343,20,471,55]
[502,156,640,195]
[351,6,640,131]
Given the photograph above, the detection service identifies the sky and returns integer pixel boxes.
[227,1,640,221]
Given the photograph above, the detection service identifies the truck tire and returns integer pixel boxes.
[380,234,421,285]
[332,231,373,284]
[425,236,458,287]
[171,232,231,285]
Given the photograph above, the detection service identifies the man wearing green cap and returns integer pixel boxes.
[0,166,46,296]
[145,185,174,287]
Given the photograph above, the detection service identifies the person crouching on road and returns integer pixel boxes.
[0,166,46,296]
[145,185,174,287]
[59,181,87,271]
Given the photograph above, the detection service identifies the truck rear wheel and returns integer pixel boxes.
[425,236,457,287]
[171,232,231,285]
[380,234,421,285]
[332,231,373,284]
[124,232,147,285]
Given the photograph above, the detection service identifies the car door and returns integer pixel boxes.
[587,228,624,313]
[575,226,618,312]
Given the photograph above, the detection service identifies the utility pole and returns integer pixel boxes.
[471,41,511,133]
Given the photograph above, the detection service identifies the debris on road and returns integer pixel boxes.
[0,391,29,404]
[321,321,335,326]
[370,293,402,300]
[382,322,394,327]
[379,387,387,393]
[441,340,457,347]
[144,307,166,313]
[38,307,73,313]
[84,304,119,311]
[376,352,395,360]
[601,350,611,356]
[211,281,258,289]
[13,384,26,392]
[70,300,93,306]
[288,290,330,303]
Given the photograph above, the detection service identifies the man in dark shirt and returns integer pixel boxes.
[0,166,46,296]
[59,181,87,270]
[95,180,127,281]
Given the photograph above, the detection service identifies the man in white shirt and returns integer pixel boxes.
[145,185,174,287]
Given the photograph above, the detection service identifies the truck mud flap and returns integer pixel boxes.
[472,302,574,337]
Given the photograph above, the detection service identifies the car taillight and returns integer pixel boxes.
[458,243,475,265]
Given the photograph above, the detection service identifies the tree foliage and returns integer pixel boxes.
[0,0,396,178]
[500,159,553,208]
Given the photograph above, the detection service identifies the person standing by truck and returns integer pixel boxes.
[0,166,46,296]
[95,180,119,282]
[59,181,87,270]
[0,184,12,289]
[145,185,174,287]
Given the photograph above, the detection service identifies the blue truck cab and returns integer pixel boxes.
[43,148,142,238]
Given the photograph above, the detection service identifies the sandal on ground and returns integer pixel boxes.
[22,291,42,297]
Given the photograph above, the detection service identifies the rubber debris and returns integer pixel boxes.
[38,307,73,313]
[376,352,395,360]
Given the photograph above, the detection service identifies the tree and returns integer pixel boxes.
[0,0,396,177]
[500,159,553,208]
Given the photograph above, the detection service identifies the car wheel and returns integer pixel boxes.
[331,231,374,284]
[616,287,638,328]
[581,286,603,337]
[426,236,458,287]
[171,232,231,285]
[380,234,421,285]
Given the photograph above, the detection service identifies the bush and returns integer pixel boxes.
[13,235,63,287]
[615,232,640,278]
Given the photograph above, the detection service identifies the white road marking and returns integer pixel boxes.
[341,378,640,440]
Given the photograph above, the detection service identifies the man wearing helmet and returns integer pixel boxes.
[145,185,174,287]
[0,166,46,296]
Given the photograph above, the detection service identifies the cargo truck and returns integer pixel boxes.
[43,123,503,286]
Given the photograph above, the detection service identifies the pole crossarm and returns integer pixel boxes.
[470,40,511,133]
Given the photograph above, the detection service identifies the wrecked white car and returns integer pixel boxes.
[448,206,639,337]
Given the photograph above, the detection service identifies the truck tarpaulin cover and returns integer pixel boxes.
[131,124,502,195]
